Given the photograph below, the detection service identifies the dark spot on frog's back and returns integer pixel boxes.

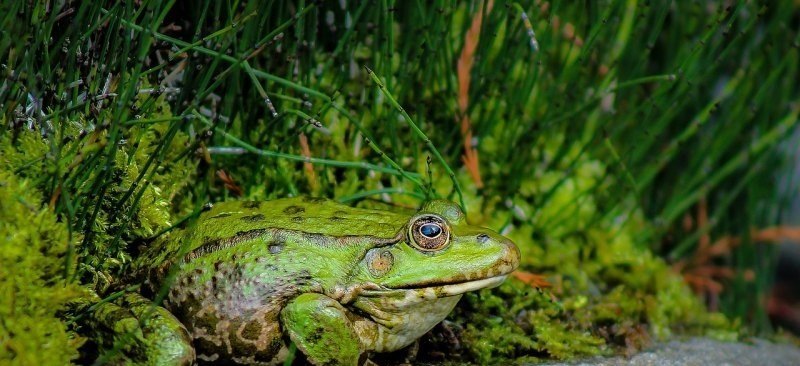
[242,201,261,209]
[268,241,283,254]
[240,214,265,222]
[283,205,305,215]
[329,216,344,222]
[292,216,305,223]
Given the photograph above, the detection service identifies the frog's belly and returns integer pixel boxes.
[351,294,463,352]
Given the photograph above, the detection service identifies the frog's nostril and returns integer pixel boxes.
[477,234,490,244]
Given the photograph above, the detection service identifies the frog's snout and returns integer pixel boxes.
[473,231,520,277]
[499,237,521,275]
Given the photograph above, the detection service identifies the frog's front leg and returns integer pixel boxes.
[281,293,364,365]
[91,293,195,365]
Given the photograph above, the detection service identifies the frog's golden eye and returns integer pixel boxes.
[409,215,450,251]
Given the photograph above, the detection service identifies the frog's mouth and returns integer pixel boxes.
[360,274,509,300]
[421,274,508,297]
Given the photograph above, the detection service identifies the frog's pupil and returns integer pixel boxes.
[420,223,441,238]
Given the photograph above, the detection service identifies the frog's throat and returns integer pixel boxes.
[359,274,508,299]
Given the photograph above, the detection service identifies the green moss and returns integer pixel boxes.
[0,168,87,365]
[3,101,196,290]
[454,280,607,363]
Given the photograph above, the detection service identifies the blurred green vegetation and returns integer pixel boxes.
[1,0,798,364]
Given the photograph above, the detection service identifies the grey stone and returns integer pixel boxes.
[535,337,800,366]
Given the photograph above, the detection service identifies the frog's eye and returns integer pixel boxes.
[409,215,450,251]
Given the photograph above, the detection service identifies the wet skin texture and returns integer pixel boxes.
[95,197,520,365]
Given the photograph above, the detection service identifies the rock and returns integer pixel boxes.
[537,337,800,366]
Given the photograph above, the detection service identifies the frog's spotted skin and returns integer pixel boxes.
[120,197,519,365]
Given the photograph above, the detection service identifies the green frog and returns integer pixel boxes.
[91,197,519,365]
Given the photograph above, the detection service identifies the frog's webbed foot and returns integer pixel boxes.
[281,293,364,366]
[90,293,195,365]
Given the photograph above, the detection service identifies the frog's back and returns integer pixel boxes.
[188,197,407,249]
[135,197,407,272]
